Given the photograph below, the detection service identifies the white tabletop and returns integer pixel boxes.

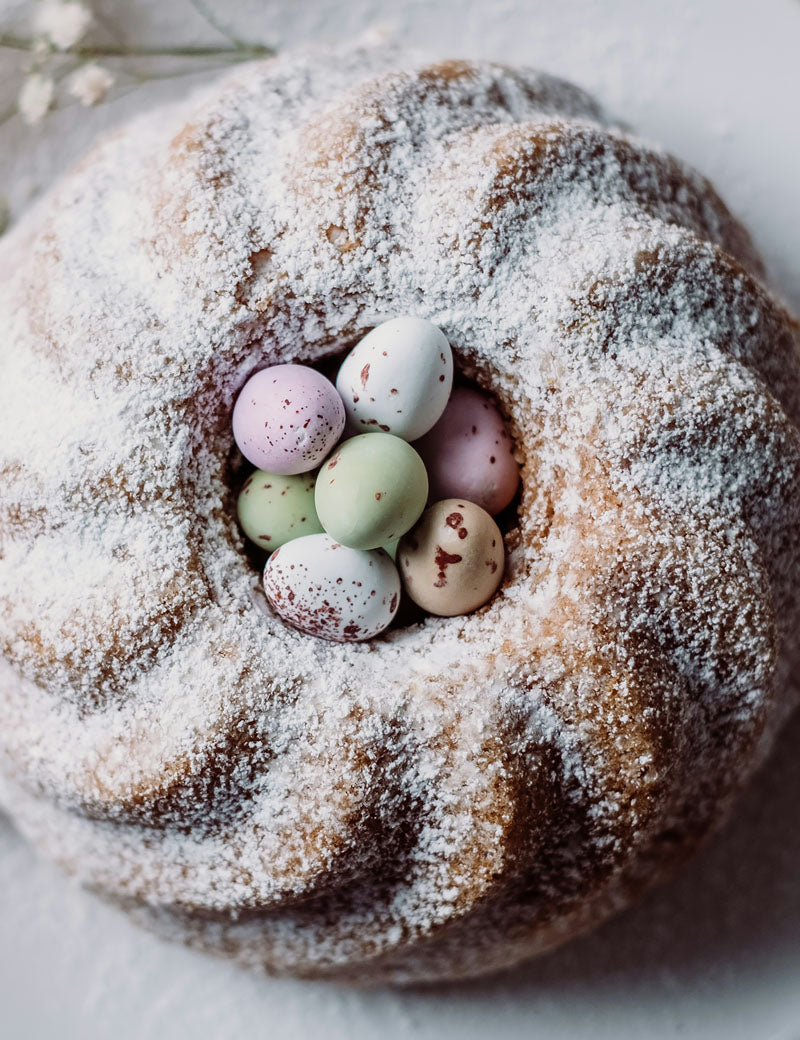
[1,1,799,1037]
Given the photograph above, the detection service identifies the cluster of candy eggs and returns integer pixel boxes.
[232,316,519,642]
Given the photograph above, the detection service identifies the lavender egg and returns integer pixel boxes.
[414,387,519,515]
[263,534,401,642]
[233,364,345,474]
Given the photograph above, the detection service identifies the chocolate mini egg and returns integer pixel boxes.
[335,317,453,441]
[398,499,504,616]
[315,433,428,550]
[415,387,519,515]
[237,470,323,551]
[233,363,345,474]
[263,534,401,642]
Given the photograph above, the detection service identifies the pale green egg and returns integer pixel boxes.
[237,469,323,551]
[315,434,428,550]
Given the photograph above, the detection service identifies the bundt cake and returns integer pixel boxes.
[1,43,800,984]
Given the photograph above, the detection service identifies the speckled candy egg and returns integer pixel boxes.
[415,387,519,516]
[263,534,401,642]
[233,364,345,474]
[237,470,323,551]
[315,433,428,550]
[398,499,504,617]
[335,317,453,441]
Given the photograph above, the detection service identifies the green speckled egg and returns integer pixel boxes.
[237,470,323,551]
[315,433,428,550]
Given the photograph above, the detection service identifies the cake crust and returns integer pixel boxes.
[1,44,799,983]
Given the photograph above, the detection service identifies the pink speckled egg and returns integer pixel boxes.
[233,364,345,474]
[263,534,401,642]
[414,387,519,515]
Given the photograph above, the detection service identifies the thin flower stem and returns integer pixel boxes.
[90,8,132,47]
[0,33,36,51]
[120,59,253,85]
[0,33,273,59]
[186,0,249,50]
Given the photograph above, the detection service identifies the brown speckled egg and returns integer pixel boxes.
[397,499,504,617]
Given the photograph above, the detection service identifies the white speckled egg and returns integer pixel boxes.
[263,533,401,642]
[336,317,453,441]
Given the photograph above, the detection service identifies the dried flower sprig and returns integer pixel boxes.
[34,1,92,51]
[67,61,114,106]
[18,70,56,125]
[1,0,275,128]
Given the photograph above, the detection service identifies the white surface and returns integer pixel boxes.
[1,1,800,1037]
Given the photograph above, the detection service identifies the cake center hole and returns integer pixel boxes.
[229,318,520,641]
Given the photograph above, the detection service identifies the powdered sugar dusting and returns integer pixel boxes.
[1,42,799,983]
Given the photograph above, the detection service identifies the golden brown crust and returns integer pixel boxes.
[0,46,799,983]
